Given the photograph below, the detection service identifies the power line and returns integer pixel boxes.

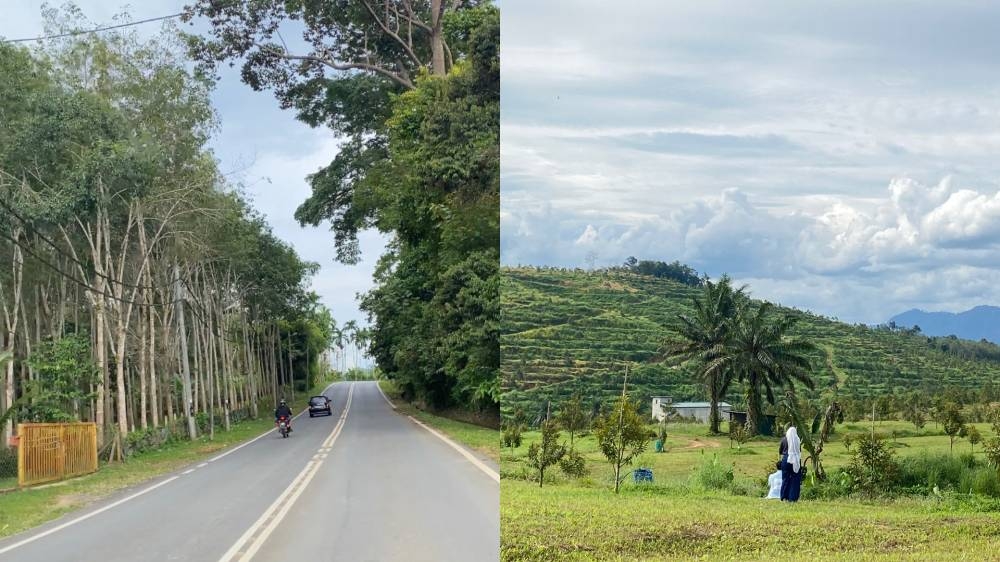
[1,12,186,44]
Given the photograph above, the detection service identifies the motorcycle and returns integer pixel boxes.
[276,416,291,438]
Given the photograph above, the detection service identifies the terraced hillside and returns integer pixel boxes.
[501,267,1000,417]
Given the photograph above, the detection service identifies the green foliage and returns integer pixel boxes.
[501,267,1000,426]
[594,393,649,493]
[692,453,734,491]
[124,426,182,457]
[966,425,982,452]
[941,403,966,454]
[0,447,16,479]
[556,393,589,449]
[23,335,98,422]
[730,424,749,450]
[526,419,565,487]
[358,6,499,412]
[558,449,588,478]
[502,425,523,449]
[663,276,743,434]
[984,437,1000,470]
[845,434,900,496]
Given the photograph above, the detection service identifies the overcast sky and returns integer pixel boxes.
[1,1,385,345]
[502,0,1000,324]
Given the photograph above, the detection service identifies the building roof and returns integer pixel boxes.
[668,402,732,409]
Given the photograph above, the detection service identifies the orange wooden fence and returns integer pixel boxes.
[17,423,98,487]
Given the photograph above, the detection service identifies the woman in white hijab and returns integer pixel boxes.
[779,425,802,502]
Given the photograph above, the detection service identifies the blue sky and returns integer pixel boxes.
[501,0,1000,324]
[1,1,385,352]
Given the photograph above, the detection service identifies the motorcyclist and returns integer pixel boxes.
[274,399,293,432]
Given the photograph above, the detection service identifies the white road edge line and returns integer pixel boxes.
[406,415,500,484]
[0,381,345,556]
[218,382,355,562]
[377,380,498,483]
[0,476,179,556]
[374,379,397,409]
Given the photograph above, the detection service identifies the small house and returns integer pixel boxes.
[652,399,731,423]
[650,396,672,420]
[728,411,778,436]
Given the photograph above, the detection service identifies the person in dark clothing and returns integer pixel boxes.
[274,399,293,432]
[779,426,802,501]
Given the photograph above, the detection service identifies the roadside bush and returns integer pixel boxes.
[845,433,900,496]
[692,453,733,491]
[124,426,181,456]
[559,449,588,478]
[0,446,17,478]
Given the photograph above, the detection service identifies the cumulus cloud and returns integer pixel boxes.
[502,0,1000,323]
[502,177,1000,322]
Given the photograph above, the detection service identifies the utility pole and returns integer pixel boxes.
[174,263,197,440]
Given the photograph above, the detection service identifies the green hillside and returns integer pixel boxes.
[501,267,1000,418]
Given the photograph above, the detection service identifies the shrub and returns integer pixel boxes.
[502,425,522,448]
[693,453,734,491]
[845,433,900,496]
[984,437,1000,470]
[124,426,181,456]
[0,446,17,479]
[728,477,761,497]
[899,452,968,491]
[559,449,588,478]
[959,467,1000,497]
[801,470,852,500]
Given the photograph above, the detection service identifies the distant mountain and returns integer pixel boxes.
[890,305,1000,343]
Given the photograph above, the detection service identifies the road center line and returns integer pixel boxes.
[208,381,339,463]
[218,383,355,562]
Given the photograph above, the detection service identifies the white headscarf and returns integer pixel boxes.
[786,426,801,473]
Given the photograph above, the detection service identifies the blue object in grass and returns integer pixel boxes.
[633,468,653,483]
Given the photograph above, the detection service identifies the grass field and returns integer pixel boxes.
[0,375,340,539]
[501,419,1000,561]
[378,380,500,462]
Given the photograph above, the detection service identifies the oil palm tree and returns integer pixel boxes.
[663,276,743,434]
[709,302,816,436]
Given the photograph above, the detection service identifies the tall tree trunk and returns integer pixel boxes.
[430,0,446,75]
[2,227,24,445]
[174,263,197,439]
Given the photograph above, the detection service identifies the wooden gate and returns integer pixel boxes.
[17,423,98,487]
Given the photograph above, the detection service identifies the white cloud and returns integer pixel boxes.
[502,177,1000,322]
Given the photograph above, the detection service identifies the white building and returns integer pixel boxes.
[651,396,673,421]
[652,399,732,424]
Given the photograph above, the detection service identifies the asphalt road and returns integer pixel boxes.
[0,381,499,562]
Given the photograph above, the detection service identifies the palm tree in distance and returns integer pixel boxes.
[709,301,816,436]
[663,275,744,434]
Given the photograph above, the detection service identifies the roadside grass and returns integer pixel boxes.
[501,480,1000,561]
[501,419,1000,560]
[378,380,500,462]
[0,375,339,540]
